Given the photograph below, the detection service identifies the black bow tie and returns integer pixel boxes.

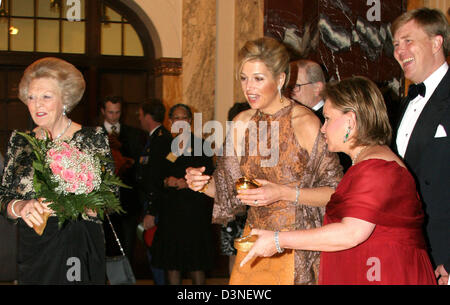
[407,83,426,101]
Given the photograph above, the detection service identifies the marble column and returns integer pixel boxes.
[154,57,182,126]
[182,0,216,122]
[234,0,265,104]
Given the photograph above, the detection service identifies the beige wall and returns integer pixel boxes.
[131,0,182,58]
[127,0,264,130]
[424,0,449,15]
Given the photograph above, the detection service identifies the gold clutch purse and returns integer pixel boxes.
[234,234,258,252]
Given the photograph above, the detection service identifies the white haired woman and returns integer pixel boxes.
[0,57,113,284]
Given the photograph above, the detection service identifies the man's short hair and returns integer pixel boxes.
[140,99,166,123]
[295,60,326,84]
[391,7,450,57]
[101,96,124,109]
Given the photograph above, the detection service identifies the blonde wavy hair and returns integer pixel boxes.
[18,57,85,113]
[237,37,291,89]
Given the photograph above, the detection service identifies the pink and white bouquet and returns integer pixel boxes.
[19,132,126,233]
[47,142,102,195]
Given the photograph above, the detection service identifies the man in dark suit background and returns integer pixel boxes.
[291,59,351,172]
[392,8,449,285]
[136,99,173,285]
[101,96,145,263]
[290,59,326,123]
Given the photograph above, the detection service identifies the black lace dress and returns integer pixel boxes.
[0,127,113,284]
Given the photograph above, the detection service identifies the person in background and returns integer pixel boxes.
[240,76,436,285]
[290,59,326,123]
[0,57,110,284]
[151,103,214,285]
[291,59,351,172]
[392,7,449,285]
[136,99,172,285]
[100,96,145,264]
[186,37,342,285]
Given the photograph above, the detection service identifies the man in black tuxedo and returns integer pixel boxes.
[291,59,351,172]
[392,8,449,285]
[101,96,145,262]
[136,99,172,285]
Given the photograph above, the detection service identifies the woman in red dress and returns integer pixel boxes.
[240,76,436,284]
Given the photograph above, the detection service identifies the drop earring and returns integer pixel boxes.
[343,125,351,143]
[278,87,283,103]
[62,105,67,116]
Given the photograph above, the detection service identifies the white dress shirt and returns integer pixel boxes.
[104,121,121,135]
[396,62,449,158]
[312,99,324,111]
[149,124,162,137]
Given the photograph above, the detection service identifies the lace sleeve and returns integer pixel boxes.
[92,127,118,196]
[0,131,35,221]
[73,127,118,196]
[211,131,247,226]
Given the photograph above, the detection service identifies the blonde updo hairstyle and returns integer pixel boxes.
[18,57,86,113]
[237,37,291,90]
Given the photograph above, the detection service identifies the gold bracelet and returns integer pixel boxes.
[10,199,22,218]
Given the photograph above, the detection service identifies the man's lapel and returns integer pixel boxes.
[404,69,450,165]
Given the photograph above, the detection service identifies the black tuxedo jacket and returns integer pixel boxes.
[102,123,146,215]
[397,68,450,270]
[314,105,325,124]
[135,125,173,217]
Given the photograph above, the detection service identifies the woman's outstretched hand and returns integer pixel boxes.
[240,229,278,267]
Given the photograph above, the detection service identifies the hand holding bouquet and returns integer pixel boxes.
[19,132,127,234]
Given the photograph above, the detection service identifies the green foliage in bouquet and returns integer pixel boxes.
[18,131,128,228]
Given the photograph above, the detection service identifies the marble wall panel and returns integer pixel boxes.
[265,0,406,99]
[182,0,216,122]
[234,0,265,103]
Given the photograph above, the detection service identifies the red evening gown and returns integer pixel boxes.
[319,159,436,285]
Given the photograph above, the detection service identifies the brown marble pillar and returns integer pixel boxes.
[234,0,265,104]
[154,57,182,126]
[182,0,216,122]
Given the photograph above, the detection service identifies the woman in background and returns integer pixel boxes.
[151,104,215,285]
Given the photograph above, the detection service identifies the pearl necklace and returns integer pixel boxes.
[352,146,369,166]
[53,119,72,141]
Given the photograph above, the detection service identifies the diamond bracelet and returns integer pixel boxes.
[274,231,284,253]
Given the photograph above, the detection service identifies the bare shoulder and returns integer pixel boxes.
[290,104,321,153]
[291,104,321,136]
[232,108,256,124]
